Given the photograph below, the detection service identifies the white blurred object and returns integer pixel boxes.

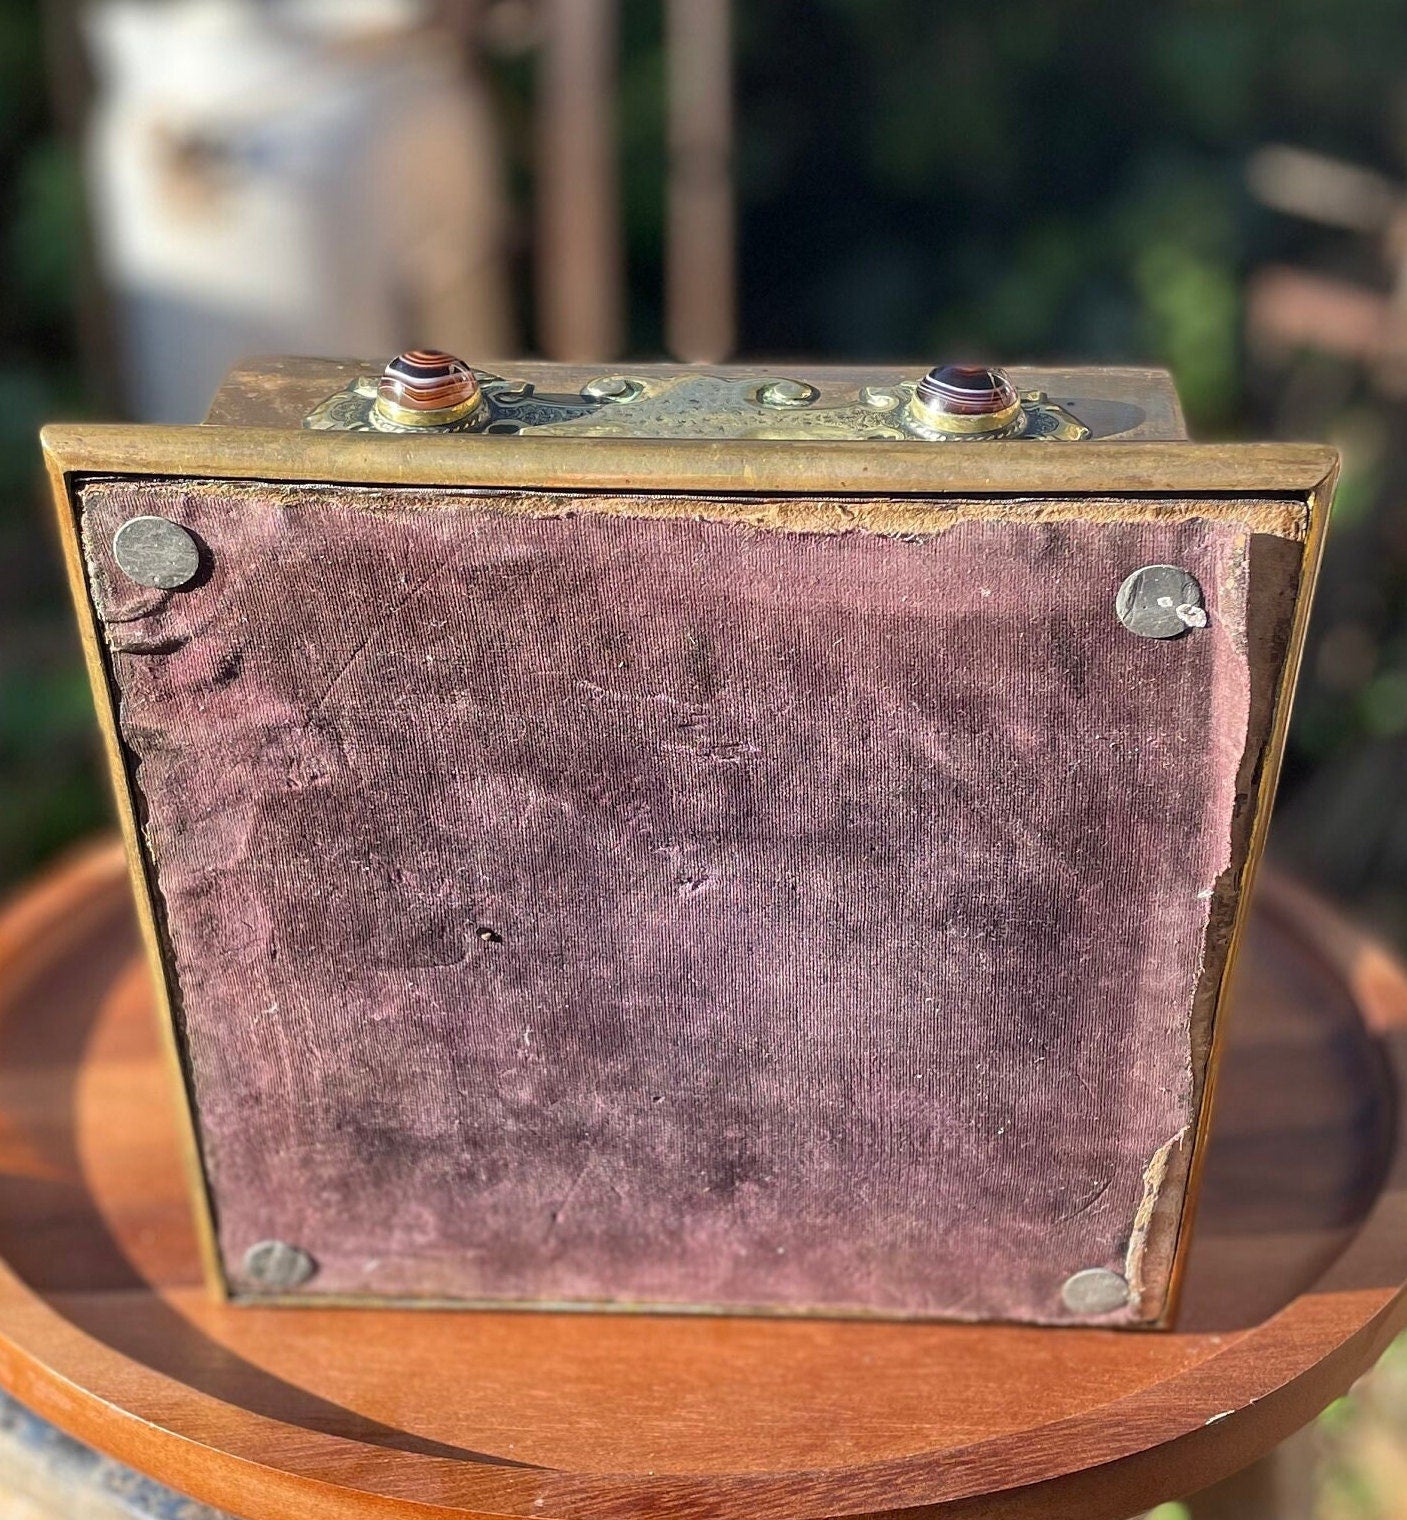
[1246,144,1403,235]
[85,0,513,421]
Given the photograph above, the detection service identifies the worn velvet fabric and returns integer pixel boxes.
[81,480,1277,1322]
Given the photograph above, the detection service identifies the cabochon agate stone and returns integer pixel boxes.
[375,349,482,428]
[913,364,1021,432]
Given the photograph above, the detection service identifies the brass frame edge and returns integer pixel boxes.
[41,435,231,1303]
[1155,451,1340,1327]
[41,423,1339,498]
[221,1288,1144,1324]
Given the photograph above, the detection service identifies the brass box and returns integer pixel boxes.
[42,359,1335,1326]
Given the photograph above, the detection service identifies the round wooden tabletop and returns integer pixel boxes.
[0,842,1404,1520]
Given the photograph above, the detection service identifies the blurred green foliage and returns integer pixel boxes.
[1310,1337,1407,1519]
[0,0,104,889]
[729,0,1400,423]
[7,0,1407,916]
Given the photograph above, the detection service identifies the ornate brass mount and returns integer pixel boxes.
[303,357,1091,443]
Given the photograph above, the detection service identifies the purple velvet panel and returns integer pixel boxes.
[81,481,1261,1322]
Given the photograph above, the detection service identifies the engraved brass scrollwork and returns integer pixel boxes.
[304,370,1090,442]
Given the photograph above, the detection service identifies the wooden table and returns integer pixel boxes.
[0,841,1404,1520]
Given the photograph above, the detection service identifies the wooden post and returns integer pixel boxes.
[535,0,624,360]
[665,0,735,362]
